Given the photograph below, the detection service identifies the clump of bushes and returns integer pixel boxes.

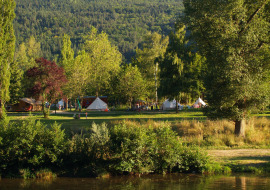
[0,116,66,178]
[0,117,222,178]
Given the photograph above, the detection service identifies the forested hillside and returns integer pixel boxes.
[14,0,183,61]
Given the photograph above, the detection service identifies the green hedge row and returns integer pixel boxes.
[0,117,223,178]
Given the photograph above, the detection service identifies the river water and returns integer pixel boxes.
[1,173,270,190]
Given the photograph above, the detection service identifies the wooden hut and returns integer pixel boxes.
[12,98,42,111]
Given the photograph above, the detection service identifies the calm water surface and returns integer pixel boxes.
[1,173,270,190]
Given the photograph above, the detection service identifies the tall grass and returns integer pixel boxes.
[112,117,270,148]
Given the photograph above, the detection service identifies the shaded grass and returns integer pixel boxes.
[207,149,270,172]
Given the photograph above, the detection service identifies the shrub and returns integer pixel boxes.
[0,118,225,177]
[152,123,183,173]
[109,121,156,174]
[0,117,66,178]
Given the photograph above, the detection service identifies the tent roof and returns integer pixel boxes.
[58,99,64,106]
[194,98,206,106]
[86,97,108,110]
[161,99,181,109]
[20,98,42,105]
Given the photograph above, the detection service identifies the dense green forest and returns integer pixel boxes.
[14,0,184,62]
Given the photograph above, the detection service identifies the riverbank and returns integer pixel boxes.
[3,111,270,177]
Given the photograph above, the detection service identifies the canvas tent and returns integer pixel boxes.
[58,99,64,107]
[160,99,182,110]
[86,97,108,111]
[193,98,206,107]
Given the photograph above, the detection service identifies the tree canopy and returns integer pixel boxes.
[13,0,184,62]
[26,58,68,118]
[0,0,16,120]
[133,32,169,101]
[83,27,122,97]
[115,64,146,106]
[182,0,270,136]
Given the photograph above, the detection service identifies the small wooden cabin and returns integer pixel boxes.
[12,98,42,111]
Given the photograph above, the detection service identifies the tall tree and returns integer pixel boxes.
[157,24,187,113]
[83,27,122,97]
[0,0,16,120]
[60,34,75,110]
[14,36,41,71]
[115,64,146,107]
[133,32,169,102]
[14,42,28,70]
[26,36,41,67]
[9,61,24,105]
[26,58,68,119]
[66,50,92,106]
[182,0,270,136]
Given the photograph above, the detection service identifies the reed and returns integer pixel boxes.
[35,169,56,179]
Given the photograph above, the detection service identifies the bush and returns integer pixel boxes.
[108,121,218,174]
[0,117,66,178]
[0,117,223,178]
[109,121,156,174]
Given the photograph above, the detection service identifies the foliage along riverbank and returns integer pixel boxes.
[0,116,228,179]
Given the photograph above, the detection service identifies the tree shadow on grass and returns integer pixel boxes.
[225,155,270,170]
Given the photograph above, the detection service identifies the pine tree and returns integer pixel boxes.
[0,0,16,119]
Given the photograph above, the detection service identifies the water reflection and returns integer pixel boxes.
[1,174,270,190]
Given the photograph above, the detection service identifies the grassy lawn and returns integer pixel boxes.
[207,149,270,172]
[8,109,270,128]
[7,109,270,137]
[7,109,205,133]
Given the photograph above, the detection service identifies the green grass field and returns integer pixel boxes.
[7,109,270,138]
[7,109,205,132]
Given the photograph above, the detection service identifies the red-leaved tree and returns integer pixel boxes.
[26,58,68,118]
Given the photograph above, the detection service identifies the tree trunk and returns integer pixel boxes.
[0,101,4,120]
[42,101,50,119]
[66,98,68,110]
[96,85,99,97]
[175,97,179,113]
[235,119,245,137]
[0,100,2,119]
[80,99,83,112]
[155,62,158,103]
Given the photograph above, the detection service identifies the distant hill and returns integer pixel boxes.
[14,0,183,62]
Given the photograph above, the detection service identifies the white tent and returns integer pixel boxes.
[193,97,206,107]
[86,97,108,111]
[160,99,182,110]
[58,99,64,106]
